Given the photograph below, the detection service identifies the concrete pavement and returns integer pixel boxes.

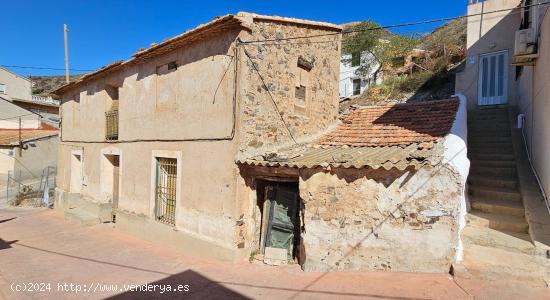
[0,207,548,299]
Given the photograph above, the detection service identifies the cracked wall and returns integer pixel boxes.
[299,165,462,272]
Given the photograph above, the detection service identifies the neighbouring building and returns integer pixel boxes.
[454,0,550,283]
[0,99,58,184]
[0,67,60,126]
[52,12,469,272]
[339,51,382,98]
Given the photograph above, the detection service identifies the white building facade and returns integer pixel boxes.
[339,51,382,98]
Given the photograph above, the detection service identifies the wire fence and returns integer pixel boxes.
[5,166,56,207]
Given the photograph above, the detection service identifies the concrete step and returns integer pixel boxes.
[468,153,515,162]
[468,146,514,155]
[468,136,513,143]
[468,142,514,150]
[468,130,512,138]
[65,207,101,226]
[470,197,525,217]
[470,166,517,177]
[469,159,516,168]
[468,175,518,189]
[469,186,522,202]
[467,211,528,233]
[462,221,535,255]
[457,244,549,286]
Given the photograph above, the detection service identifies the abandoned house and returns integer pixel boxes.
[0,99,58,185]
[51,12,472,272]
[453,0,550,283]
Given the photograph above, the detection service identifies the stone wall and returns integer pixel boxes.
[236,20,341,158]
[299,165,462,272]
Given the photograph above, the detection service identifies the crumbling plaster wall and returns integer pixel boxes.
[236,20,341,158]
[299,165,463,272]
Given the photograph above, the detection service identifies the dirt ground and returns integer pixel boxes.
[0,207,548,300]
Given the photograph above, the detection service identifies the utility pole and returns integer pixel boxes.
[64,24,69,83]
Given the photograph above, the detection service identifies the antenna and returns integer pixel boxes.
[64,24,69,83]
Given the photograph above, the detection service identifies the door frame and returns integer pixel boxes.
[256,179,301,259]
[477,50,509,106]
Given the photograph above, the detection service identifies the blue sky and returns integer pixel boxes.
[1,0,466,77]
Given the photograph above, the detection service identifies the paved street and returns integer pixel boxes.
[0,207,548,300]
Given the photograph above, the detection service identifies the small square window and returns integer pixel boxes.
[0,83,6,94]
[167,61,178,71]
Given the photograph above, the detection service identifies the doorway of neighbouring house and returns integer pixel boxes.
[478,51,508,105]
[103,154,120,223]
[257,180,302,264]
[69,153,82,193]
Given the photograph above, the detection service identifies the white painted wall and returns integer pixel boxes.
[444,94,470,262]
[339,51,381,98]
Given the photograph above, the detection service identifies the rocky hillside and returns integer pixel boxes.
[30,74,85,96]
[340,18,466,110]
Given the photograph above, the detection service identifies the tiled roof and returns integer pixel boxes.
[238,99,459,170]
[319,99,459,149]
[0,125,58,146]
[237,143,442,170]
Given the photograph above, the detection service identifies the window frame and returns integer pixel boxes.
[149,150,182,226]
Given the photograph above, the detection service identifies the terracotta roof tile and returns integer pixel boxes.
[318,99,459,148]
[0,125,58,146]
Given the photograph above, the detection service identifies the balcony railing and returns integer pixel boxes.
[31,95,60,106]
[105,109,118,140]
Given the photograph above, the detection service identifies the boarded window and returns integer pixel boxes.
[155,157,177,226]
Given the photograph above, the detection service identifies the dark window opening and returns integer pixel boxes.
[353,79,361,96]
[295,85,306,102]
[521,0,532,29]
[167,61,178,71]
[351,52,361,67]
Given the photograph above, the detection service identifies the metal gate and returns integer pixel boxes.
[154,158,177,226]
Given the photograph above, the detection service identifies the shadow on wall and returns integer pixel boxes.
[106,270,250,300]
[135,30,241,82]
[0,238,18,250]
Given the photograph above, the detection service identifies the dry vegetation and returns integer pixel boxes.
[340,18,466,111]
[30,74,85,96]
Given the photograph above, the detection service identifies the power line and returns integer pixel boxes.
[0,65,94,72]
[239,1,550,45]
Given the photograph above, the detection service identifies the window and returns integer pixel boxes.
[105,85,119,140]
[294,57,312,114]
[351,53,361,67]
[521,0,532,29]
[155,157,177,226]
[353,79,361,96]
[0,83,6,94]
[295,85,306,103]
[167,61,178,71]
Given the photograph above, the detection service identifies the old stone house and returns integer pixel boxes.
[52,12,471,273]
[238,98,468,272]
[52,12,342,262]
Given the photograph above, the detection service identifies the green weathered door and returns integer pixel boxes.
[265,184,299,256]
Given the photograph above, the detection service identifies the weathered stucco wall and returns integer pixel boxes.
[56,140,239,247]
[520,10,550,204]
[60,29,240,142]
[14,136,58,181]
[236,19,341,158]
[0,68,32,101]
[455,0,521,109]
[299,165,462,272]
